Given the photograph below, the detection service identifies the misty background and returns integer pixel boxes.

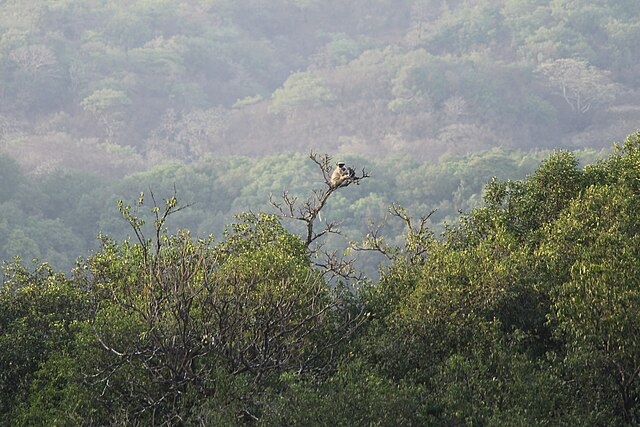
[1,0,638,271]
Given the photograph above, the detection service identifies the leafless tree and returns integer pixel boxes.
[537,58,621,115]
[351,203,436,265]
[9,44,58,74]
[269,151,369,279]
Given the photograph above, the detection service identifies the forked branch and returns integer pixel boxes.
[351,204,436,264]
[269,151,369,278]
[270,151,369,247]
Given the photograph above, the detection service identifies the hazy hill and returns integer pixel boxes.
[1,0,639,175]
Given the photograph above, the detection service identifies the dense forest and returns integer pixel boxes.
[2,0,640,424]
[1,0,638,267]
[2,134,640,425]
[1,0,640,174]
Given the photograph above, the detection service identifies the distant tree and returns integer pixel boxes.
[80,88,132,142]
[5,41,68,113]
[420,0,509,55]
[2,229,41,264]
[9,45,57,75]
[389,49,448,111]
[270,72,336,116]
[0,155,24,201]
[537,58,620,115]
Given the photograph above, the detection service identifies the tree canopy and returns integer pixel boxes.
[2,133,640,424]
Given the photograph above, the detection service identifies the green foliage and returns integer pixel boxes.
[429,324,573,425]
[0,261,90,421]
[5,133,640,424]
[472,150,586,243]
[345,133,640,424]
[80,88,132,115]
[270,71,336,114]
[0,146,569,275]
[534,136,640,423]
[2,0,639,169]
[262,359,432,425]
[5,193,356,424]
[424,0,509,55]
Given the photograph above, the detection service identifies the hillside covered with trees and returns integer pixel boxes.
[1,0,635,272]
[2,0,640,424]
[1,0,640,174]
[3,133,640,425]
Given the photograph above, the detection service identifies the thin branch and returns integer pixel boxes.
[352,205,436,264]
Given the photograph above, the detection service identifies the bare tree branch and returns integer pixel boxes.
[351,204,436,265]
[269,151,369,280]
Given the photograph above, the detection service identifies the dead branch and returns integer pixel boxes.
[269,151,369,279]
[351,204,436,264]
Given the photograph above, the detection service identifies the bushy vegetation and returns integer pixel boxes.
[3,133,640,425]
